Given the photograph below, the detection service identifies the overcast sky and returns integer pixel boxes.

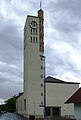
[0,0,81,102]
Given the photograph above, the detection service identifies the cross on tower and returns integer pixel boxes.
[40,1,42,9]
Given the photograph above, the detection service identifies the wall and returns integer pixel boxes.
[16,94,28,117]
[16,12,45,118]
[46,82,79,116]
[24,15,44,118]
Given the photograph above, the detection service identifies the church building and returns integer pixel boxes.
[16,8,79,120]
[16,8,45,119]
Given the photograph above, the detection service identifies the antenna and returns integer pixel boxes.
[40,1,42,9]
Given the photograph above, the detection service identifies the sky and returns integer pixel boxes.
[0,0,81,103]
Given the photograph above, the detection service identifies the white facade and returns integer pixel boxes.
[16,9,45,119]
[45,80,79,117]
[24,15,44,118]
[16,9,79,119]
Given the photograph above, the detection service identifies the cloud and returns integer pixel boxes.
[0,0,23,99]
[45,32,81,84]
[0,0,81,100]
[43,0,81,85]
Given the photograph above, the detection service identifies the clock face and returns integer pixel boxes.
[29,20,39,29]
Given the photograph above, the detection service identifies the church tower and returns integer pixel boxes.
[23,8,45,119]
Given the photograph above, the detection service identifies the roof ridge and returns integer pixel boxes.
[45,76,80,84]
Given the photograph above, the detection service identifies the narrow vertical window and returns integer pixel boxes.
[41,66,43,69]
[36,29,37,35]
[33,37,35,43]
[31,37,32,43]
[41,75,43,78]
[33,29,35,35]
[36,37,37,43]
[21,98,22,111]
[41,92,43,96]
[41,83,43,87]
[31,28,32,34]
[24,38,25,43]
[24,99,26,110]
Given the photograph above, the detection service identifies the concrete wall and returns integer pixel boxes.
[16,14,45,119]
[24,16,44,118]
[46,82,79,116]
[16,94,28,117]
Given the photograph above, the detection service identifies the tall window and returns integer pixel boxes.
[21,98,22,111]
[33,29,35,35]
[24,99,26,110]
[33,37,35,43]
[31,37,32,43]
[36,29,37,35]
[36,37,37,43]
[31,28,32,34]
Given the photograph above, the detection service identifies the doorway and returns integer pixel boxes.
[45,107,61,118]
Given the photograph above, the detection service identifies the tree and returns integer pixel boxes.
[0,92,23,112]
[5,95,17,112]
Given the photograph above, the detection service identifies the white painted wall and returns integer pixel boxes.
[24,16,44,118]
[74,103,81,120]
[46,83,79,116]
[16,9,45,119]
[16,94,24,115]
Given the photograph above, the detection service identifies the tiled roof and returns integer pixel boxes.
[65,88,81,103]
[45,76,79,84]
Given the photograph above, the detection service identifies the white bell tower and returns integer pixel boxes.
[24,8,45,119]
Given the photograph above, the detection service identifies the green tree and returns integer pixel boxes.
[0,92,23,112]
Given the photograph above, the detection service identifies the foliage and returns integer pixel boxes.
[0,92,23,113]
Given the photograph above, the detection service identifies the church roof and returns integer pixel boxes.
[45,76,79,84]
[65,88,81,103]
